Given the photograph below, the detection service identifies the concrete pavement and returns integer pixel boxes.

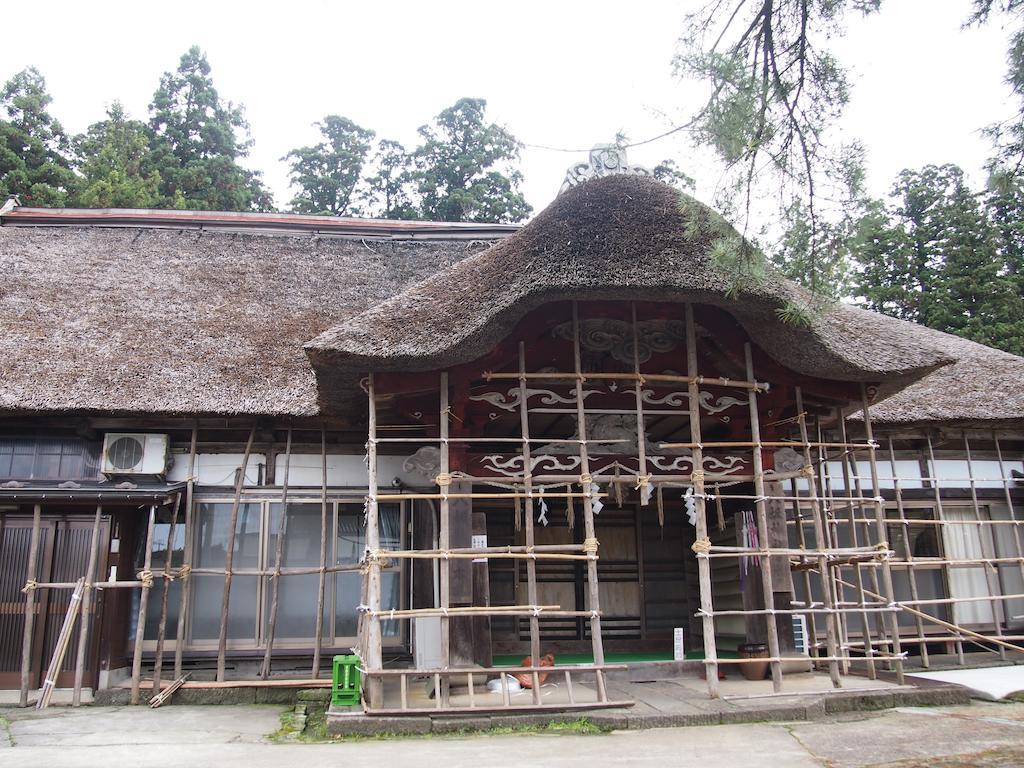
[2,700,1024,767]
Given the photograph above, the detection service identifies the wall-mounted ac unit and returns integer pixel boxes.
[102,433,169,477]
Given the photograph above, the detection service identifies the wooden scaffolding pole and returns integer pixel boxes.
[261,425,293,679]
[19,503,42,707]
[173,421,199,680]
[73,504,103,706]
[573,302,607,701]
[152,493,182,695]
[686,304,719,697]
[744,342,783,692]
[859,385,904,683]
[794,388,842,688]
[364,376,384,706]
[130,505,157,705]
[216,423,256,682]
[516,344,542,697]
[993,434,1024,599]
[926,433,964,664]
[312,423,328,678]
[963,431,1007,660]
[886,436,929,667]
[37,578,86,710]
[838,416,878,678]
[817,422,851,674]
[438,371,454,705]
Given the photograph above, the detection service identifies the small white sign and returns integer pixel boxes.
[673,627,685,661]
[471,534,487,563]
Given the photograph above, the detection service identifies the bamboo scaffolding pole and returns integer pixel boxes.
[790,478,820,657]
[152,494,182,696]
[993,434,1024,594]
[361,605,593,620]
[72,504,103,706]
[173,421,199,679]
[130,506,157,705]
[683,305,720,697]
[573,302,608,703]
[818,424,851,674]
[438,371,453,707]
[631,304,650,511]
[517,344,541,705]
[964,431,1007,660]
[849,404,898,673]
[838,416,879,678]
[745,343,783,693]
[658,441,880,450]
[312,423,328,679]
[19,503,42,707]
[36,578,86,710]
[926,434,963,664]
[795,388,842,687]
[483,370,769,391]
[373,491,607,501]
[261,425,292,679]
[832,573,1024,658]
[377,550,595,561]
[364,377,383,705]
[216,423,256,682]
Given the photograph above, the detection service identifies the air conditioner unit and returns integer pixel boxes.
[102,433,169,477]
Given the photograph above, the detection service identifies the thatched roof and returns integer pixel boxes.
[307,175,952,390]
[865,325,1024,428]
[2,181,1022,428]
[0,220,503,416]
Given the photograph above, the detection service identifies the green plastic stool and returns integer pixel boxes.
[332,654,362,708]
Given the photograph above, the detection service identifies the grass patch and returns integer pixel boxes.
[294,714,612,743]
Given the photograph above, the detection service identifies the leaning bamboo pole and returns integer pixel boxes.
[152,493,182,695]
[19,503,42,707]
[130,506,157,705]
[36,578,86,710]
[261,425,293,679]
[73,504,103,706]
[517,343,541,691]
[216,423,256,682]
[926,433,964,664]
[173,421,199,680]
[685,304,720,698]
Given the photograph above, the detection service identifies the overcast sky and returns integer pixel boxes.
[0,0,1015,216]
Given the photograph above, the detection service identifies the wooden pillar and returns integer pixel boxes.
[516,343,541,691]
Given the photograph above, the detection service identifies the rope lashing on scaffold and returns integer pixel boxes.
[690,469,705,484]
[21,579,38,594]
[434,472,453,487]
[691,537,713,556]
[176,564,192,581]
[137,570,155,589]
[582,537,600,558]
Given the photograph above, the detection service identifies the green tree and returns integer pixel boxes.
[970,2,1024,173]
[412,98,531,223]
[652,158,696,191]
[148,46,272,211]
[674,0,880,285]
[0,66,76,206]
[284,115,375,215]
[72,102,164,208]
[361,139,418,219]
[851,164,1024,354]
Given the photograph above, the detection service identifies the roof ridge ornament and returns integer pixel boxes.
[559,144,652,195]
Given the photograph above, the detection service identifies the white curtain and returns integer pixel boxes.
[941,506,996,625]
